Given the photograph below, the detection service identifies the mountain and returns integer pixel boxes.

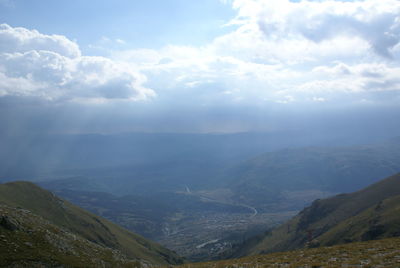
[223,138,400,212]
[1,132,388,193]
[230,172,400,257]
[0,204,146,267]
[0,181,183,266]
[0,132,314,182]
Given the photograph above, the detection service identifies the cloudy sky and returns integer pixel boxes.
[1,0,400,135]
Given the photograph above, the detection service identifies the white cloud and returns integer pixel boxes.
[216,0,400,62]
[0,24,154,101]
[2,0,400,106]
[116,39,126,45]
[311,97,326,102]
[0,24,80,58]
[113,0,400,104]
[276,95,295,104]
[230,0,400,54]
[308,62,400,93]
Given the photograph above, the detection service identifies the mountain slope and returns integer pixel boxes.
[232,172,400,257]
[316,193,400,245]
[165,237,400,268]
[0,181,183,265]
[0,204,144,267]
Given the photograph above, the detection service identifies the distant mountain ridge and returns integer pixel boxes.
[0,181,183,266]
[2,132,394,193]
[230,172,400,257]
[223,138,400,211]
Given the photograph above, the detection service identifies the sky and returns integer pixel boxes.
[1,0,400,135]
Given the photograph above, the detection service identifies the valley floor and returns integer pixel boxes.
[163,237,400,268]
[157,210,296,261]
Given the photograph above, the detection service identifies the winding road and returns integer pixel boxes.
[191,190,258,218]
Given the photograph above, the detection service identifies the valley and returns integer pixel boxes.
[2,133,400,263]
[50,187,297,260]
[138,210,296,260]
[3,176,400,267]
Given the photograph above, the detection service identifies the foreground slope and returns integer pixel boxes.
[0,181,183,266]
[0,204,145,267]
[167,237,400,268]
[232,173,400,257]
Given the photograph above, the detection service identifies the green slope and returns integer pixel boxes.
[0,204,143,267]
[318,194,400,245]
[166,237,400,268]
[0,181,183,265]
[231,173,400,257]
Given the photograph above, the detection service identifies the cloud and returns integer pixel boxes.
[230,0,400,58]
[308,62,400,93]
[110,0,400,106]
[0,24,80,58]
[1,1,400,134]
[276,95,295,104]
[311,97,326,102]
[0,24,154,102]
[3,1,400,106]
[87,36,128,55]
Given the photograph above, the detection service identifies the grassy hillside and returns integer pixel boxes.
[230,173,400,257]
[165,237,400,268]
[0,181,183,265]
[318,194,400,245]
[0,204,144,267]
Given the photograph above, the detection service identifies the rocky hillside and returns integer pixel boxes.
[230,173,400,257]
[0,181,183,266]
[166,237,400,268]
[0,204,148,267]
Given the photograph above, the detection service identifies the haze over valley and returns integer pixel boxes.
[2,133,400,260]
